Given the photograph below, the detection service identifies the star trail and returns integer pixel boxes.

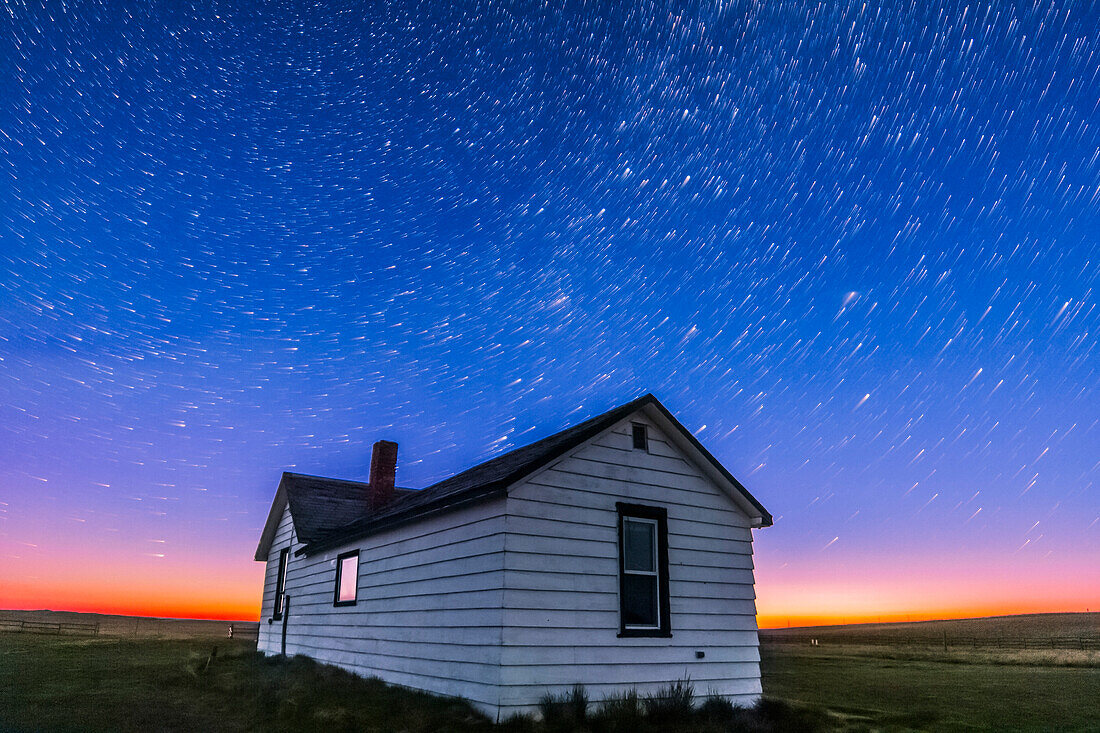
[1,0,1097,622]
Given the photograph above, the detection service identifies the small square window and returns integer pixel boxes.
[632,424,648,451]
[334,550,359,606]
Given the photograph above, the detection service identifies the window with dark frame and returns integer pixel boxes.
[273,547,289,620]
[616,502,671,637]
[333,550,359,606]
[632,423,648,451]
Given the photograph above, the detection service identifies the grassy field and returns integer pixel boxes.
[760,612,1100,645]
[758,613,1100,731]
[0,635,496,732]
[759,642,1100,731]
[0,634,817,733]
[1,611,1098,731]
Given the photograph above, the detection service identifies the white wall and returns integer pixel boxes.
[498,414,762,717]
[256,500,293,654]
[255,497,509,714]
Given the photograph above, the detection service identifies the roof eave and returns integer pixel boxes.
[254,477,290,561]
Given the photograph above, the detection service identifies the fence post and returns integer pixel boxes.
[943,630,948,651]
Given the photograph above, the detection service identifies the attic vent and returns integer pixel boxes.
[632,423,648,451]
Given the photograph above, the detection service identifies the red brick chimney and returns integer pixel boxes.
[368,440,398,510]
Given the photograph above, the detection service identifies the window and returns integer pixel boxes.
[616,503,670,636]
[632,423,648,451]
[273,547,289,620]
[333,550,359,606]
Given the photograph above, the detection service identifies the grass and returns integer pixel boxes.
[0,634,814,732]
[519,680,826,732]
[0,635,494,732]
[770,642,1100,668]
[3,611,1099,731]
[759,642,1100,732]
[760,612,1100,644]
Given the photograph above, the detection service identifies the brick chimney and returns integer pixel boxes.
[368,440,398,510]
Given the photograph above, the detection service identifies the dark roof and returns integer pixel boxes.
[281,473,416,546]
[290,393,771,556]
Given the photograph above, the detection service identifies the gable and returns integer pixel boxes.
[638,402,771,526]
[506,407,768,527]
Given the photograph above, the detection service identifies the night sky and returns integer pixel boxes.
[2,1,1097,623]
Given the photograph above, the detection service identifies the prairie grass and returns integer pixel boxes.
[5,613,1100,732]
[532,679,823,732]
[760,642,1100,732]
[797,643,1100,668]
[0,635,495,732]
[1,634,822,732]
[760,611,1099,643]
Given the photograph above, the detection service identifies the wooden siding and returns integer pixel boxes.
[499,413,762,716]
[256,502,294,654]
[255,498,509,713]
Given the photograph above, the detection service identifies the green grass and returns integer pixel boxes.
[0,635,813,732]
[760,612,1100,643]
[759,642,1100,732]
[0,636,494,733]
[3,625,1098,732]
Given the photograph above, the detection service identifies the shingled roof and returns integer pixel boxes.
[281,474,417,546]
[255,393,772,560]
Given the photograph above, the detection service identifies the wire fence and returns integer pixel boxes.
[0,619,100,636]
[227,624,259,641]
[0,614,260,640]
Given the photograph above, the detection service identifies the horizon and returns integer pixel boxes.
[4,605,1095,632]
[3,2,1098,625]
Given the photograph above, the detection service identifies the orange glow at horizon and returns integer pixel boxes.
[0,575,263,622]
[5,521,1097,626]
[753,548,1099,629]
[5,554,1096,627]
[0,542,265,622]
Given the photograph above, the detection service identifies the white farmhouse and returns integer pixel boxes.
[254,394,772,720]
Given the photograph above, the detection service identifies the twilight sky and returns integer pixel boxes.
[2,0,1097,624]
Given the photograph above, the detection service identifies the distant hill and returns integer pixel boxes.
[0,609,259,639]
[760,612,1099,643]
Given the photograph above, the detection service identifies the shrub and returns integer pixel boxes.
[641,679,694,722]
[538,684,589,730]
[696,694,737,721]
[589,689,644,732]
[497,711,538,732]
